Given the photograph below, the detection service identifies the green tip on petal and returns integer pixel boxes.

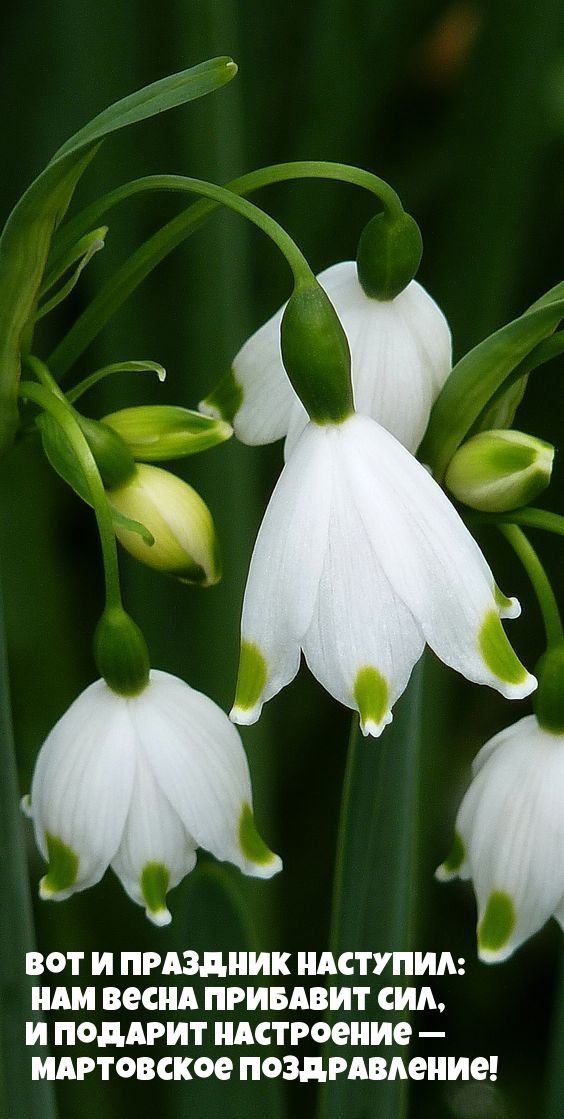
[478,890,516,963]
[494,584,520,619]
[231,641,268,724]
[238,802,281,877]
[199,367,243,425]
[20,794,32,819]
[479,609,535,697]
[353,666,391,736]
[40,833,79,899]
[140,862,171,927]
[435,832,466,881]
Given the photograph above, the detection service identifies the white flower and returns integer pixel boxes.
[436,714,564,963]
[230,414,535,736]
[25,671,281,926]
[200,263,451,455]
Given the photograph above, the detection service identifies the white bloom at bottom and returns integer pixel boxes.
[437,714,564,963]
[25,671,281,926]
[231,414,535,736]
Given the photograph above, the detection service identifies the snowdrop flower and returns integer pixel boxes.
[436,713,564,963]
[200,263,451,456]
[24,671,281,926]
[230,413,536,735]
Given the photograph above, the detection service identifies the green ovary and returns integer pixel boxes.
[478,891,516,954]
[42,833,79,894]
[234,641,268,711]
[479,610,528,685]
[353,666,390,727]
[239,802,276,865]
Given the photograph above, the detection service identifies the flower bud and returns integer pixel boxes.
[108,464,220,585]
[445,429,554,513]
[93,606,150,696]
[534,645,564,735]
[280,281,353,424]
[78,416,137,488]
[102,404,232,461]
[356,211,423,301]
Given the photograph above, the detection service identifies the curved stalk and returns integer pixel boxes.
[499,524,563,649]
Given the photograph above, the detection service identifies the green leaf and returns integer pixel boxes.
[319,659,425,1119]
[0,576,59,1119]
[67,360,167,404]
[420,286,564,481]
[0,57,237,456]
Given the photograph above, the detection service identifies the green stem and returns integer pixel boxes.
[17,376,122,611]
[472,507,564,538]
[48,163,403,379]
[500,524,563,648]
[0,573,59,1118]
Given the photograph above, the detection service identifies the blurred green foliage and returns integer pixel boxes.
[1,1,564,1116]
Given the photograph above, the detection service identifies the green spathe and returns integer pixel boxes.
[478,891,516,955]
[353,666,390,730]
[479,610,529,686]
[234,641,268,712]
[239,802,277,866]
[140,863,170,919]
[41,833,79,895]
[356,211,423,301]
[534,646,564,734]
[280,281,353,424]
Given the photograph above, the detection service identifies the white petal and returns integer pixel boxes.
[231,303,300,444]
[232,423,333,723]
[302,457,424,735]
[30,681,136,899]
[132,672,282,880]
[462,719,564,962]
[111,747,197,926]
[341,414,536,700]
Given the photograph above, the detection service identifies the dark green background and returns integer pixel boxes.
[1,1,564,1116]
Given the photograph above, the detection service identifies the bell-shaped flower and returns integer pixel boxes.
[24,670,281,926]
[230,414,535,736]
[200,263,451,455]
[436,713,564,963]
[108,463,221,586]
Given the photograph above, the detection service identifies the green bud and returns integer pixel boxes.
[280,281,353,424]
[102,404,232,461]
[108,463,221,586]
[356,211,423,301]
[534,645,564,734]
[445,429,554,513]
[78,416,136,489]
[94,606,150,696]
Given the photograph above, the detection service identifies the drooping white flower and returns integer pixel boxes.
[230,414,535,735]
[436,714,564,963]
[25,670,281,926]
[200,263,451,455]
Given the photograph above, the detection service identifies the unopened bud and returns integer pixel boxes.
[102,404,232,460]
[108,464,220,586]
[445,429,554,512]
[356,211,423,301]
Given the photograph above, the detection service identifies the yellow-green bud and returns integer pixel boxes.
[94,607,150,696]
[108,464,221,586]
[445,429,554,513]
[356,211,423,301]
[102,404,232,461]
[280,281,353,424]
[534,645,564,734]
